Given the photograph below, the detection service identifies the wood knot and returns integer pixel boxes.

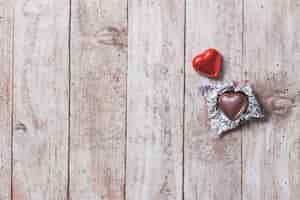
[97,26,127,50]
[0,16,6,23]
[266,96,295,116]
[15,123,27,133]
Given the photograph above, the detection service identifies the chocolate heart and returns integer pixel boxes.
[192,48,222,78]
[218,92,249,120]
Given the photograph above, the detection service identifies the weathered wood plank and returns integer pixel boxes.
[0,0,13,199]
[185,0,243,199]
[69,0,127,199]
[243,1,300,199]
[13,0,69,199]
[126,1,184,199]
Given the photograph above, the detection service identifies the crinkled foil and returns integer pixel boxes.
[201,81,264,137]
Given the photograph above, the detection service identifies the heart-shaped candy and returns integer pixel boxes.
[218,92,249,120]
[192,48,222,78]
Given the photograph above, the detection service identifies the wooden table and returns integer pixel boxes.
[0,0,299,199]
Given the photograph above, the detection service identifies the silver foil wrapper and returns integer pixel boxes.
[201,81,264,137]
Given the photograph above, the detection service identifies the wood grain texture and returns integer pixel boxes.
[13,0,69,199]
[243,0,300,199]
[69,0,127,199]
[126,0,184,199]
[0,0,13,199]
[0,1,299,199]
[184,0,243,200]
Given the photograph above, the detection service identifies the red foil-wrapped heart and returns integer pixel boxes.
[192,48,222,78]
